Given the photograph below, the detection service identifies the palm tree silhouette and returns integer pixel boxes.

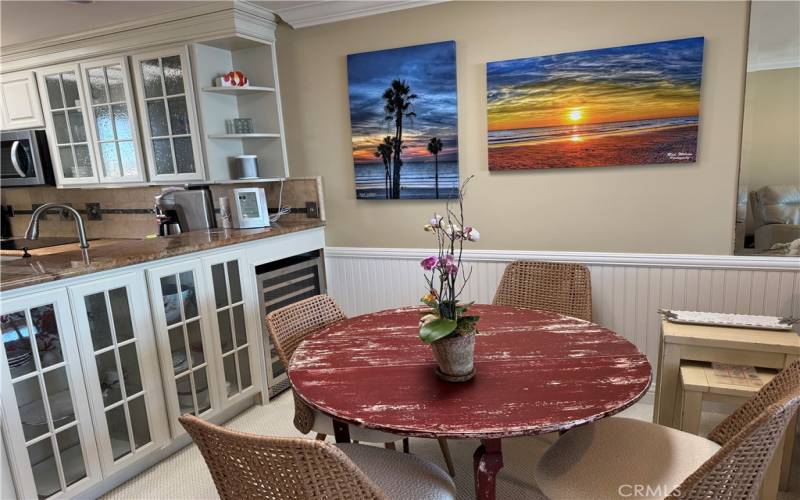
[383,79,417,199]
[427,137,443,199]
[374,136,393,199]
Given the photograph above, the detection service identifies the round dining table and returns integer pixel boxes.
[289,304,652,500]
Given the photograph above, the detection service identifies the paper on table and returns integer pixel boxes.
[710,363,764,388]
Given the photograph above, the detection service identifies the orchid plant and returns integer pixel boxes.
[419,176,480,343]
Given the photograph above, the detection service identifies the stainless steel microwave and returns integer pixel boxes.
[1,129,54,186]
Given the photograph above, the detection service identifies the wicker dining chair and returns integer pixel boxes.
[179,414,456,500]
[534,359,800,500]
[265,294,456,476]
[493,261,592,321]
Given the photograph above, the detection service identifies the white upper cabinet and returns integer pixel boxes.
[37,63,100,186]
[0,71,45,130]
[131,47,205,182]
[79,58,146,184]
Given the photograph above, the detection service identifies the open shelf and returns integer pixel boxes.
[208,133,281,139]
[202,86,275,95]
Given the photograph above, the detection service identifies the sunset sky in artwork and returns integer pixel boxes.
[487,37,704,131]
[348,41,458,164]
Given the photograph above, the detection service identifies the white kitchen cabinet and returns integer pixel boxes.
[146,260,219,436]
[68,273,170,477]
[202,251,262,406]
[131,46,205,183]
[0,71,45,130]
[79,57,146,184]
[36,63,100,186]
[0,290,102,499]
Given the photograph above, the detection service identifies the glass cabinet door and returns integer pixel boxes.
[132,47,204,182]
[207,258,255,402]
[37,64,98,185]
[80,58,145,183]
[147,261,216,435]
[0,290,100,499]
[69,273,168,475]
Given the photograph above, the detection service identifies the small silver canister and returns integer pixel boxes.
[234,155,258,179]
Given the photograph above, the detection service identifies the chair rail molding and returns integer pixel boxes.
[326,247,800,271]
[324,247,800,371]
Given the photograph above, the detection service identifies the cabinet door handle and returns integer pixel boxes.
[10,140,27,177]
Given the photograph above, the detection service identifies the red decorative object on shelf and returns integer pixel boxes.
[216,71,249,87]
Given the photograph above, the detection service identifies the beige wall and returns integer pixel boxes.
[277,1,749,254]
[740,67,800,191]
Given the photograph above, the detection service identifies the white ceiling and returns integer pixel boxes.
[0,0,439,48]
[747,0,800,71]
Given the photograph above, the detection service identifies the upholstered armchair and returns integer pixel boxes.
[749,185,800,250]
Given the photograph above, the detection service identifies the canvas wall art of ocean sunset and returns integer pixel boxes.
[348,41,458,199]
[487,37,704,170]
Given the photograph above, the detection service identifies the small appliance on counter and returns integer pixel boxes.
[0,129,54,186]
[154,187,215,236]
[231,187,270,229]
[233,155,258,179]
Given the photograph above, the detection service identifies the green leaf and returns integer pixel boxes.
[419,317,457,343]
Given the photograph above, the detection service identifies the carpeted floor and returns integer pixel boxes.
[102,393,796,500]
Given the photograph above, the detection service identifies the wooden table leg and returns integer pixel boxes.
[473,438,503,500]
[680,388,703,435]
[333,420,351,443]
[656,344,681,427]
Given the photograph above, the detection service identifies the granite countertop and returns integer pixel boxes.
[0,220,325,292]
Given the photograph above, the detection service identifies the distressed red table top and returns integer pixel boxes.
[289,304,652,439]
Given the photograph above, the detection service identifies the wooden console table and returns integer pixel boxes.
[653,319,799,494]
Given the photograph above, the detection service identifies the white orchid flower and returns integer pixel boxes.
[463,226,480,242]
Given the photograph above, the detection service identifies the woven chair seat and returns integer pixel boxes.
[338,443,456,500]
[535,417,721,500]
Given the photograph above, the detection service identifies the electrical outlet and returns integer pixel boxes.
[305,202,319,218]
[86,203,102,221]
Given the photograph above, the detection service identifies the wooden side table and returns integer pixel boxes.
[678,363,777,434]
[653,320,800,493]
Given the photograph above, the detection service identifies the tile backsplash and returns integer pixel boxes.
[1,178,323,239]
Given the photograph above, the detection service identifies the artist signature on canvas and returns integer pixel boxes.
[666,152,694,160]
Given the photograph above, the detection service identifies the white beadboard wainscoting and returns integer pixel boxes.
[325,248,800,369]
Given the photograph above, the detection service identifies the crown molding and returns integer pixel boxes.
[273,1,445,29]
[0,1,277,73]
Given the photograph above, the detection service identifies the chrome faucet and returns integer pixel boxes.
[25,203,90,249]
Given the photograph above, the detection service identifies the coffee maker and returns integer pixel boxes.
[155,187,215,236]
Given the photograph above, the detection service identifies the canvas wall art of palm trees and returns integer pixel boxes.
[487,37,704,170]
[347,41,459,199]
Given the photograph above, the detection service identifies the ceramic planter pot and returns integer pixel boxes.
[431,329,476,382]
